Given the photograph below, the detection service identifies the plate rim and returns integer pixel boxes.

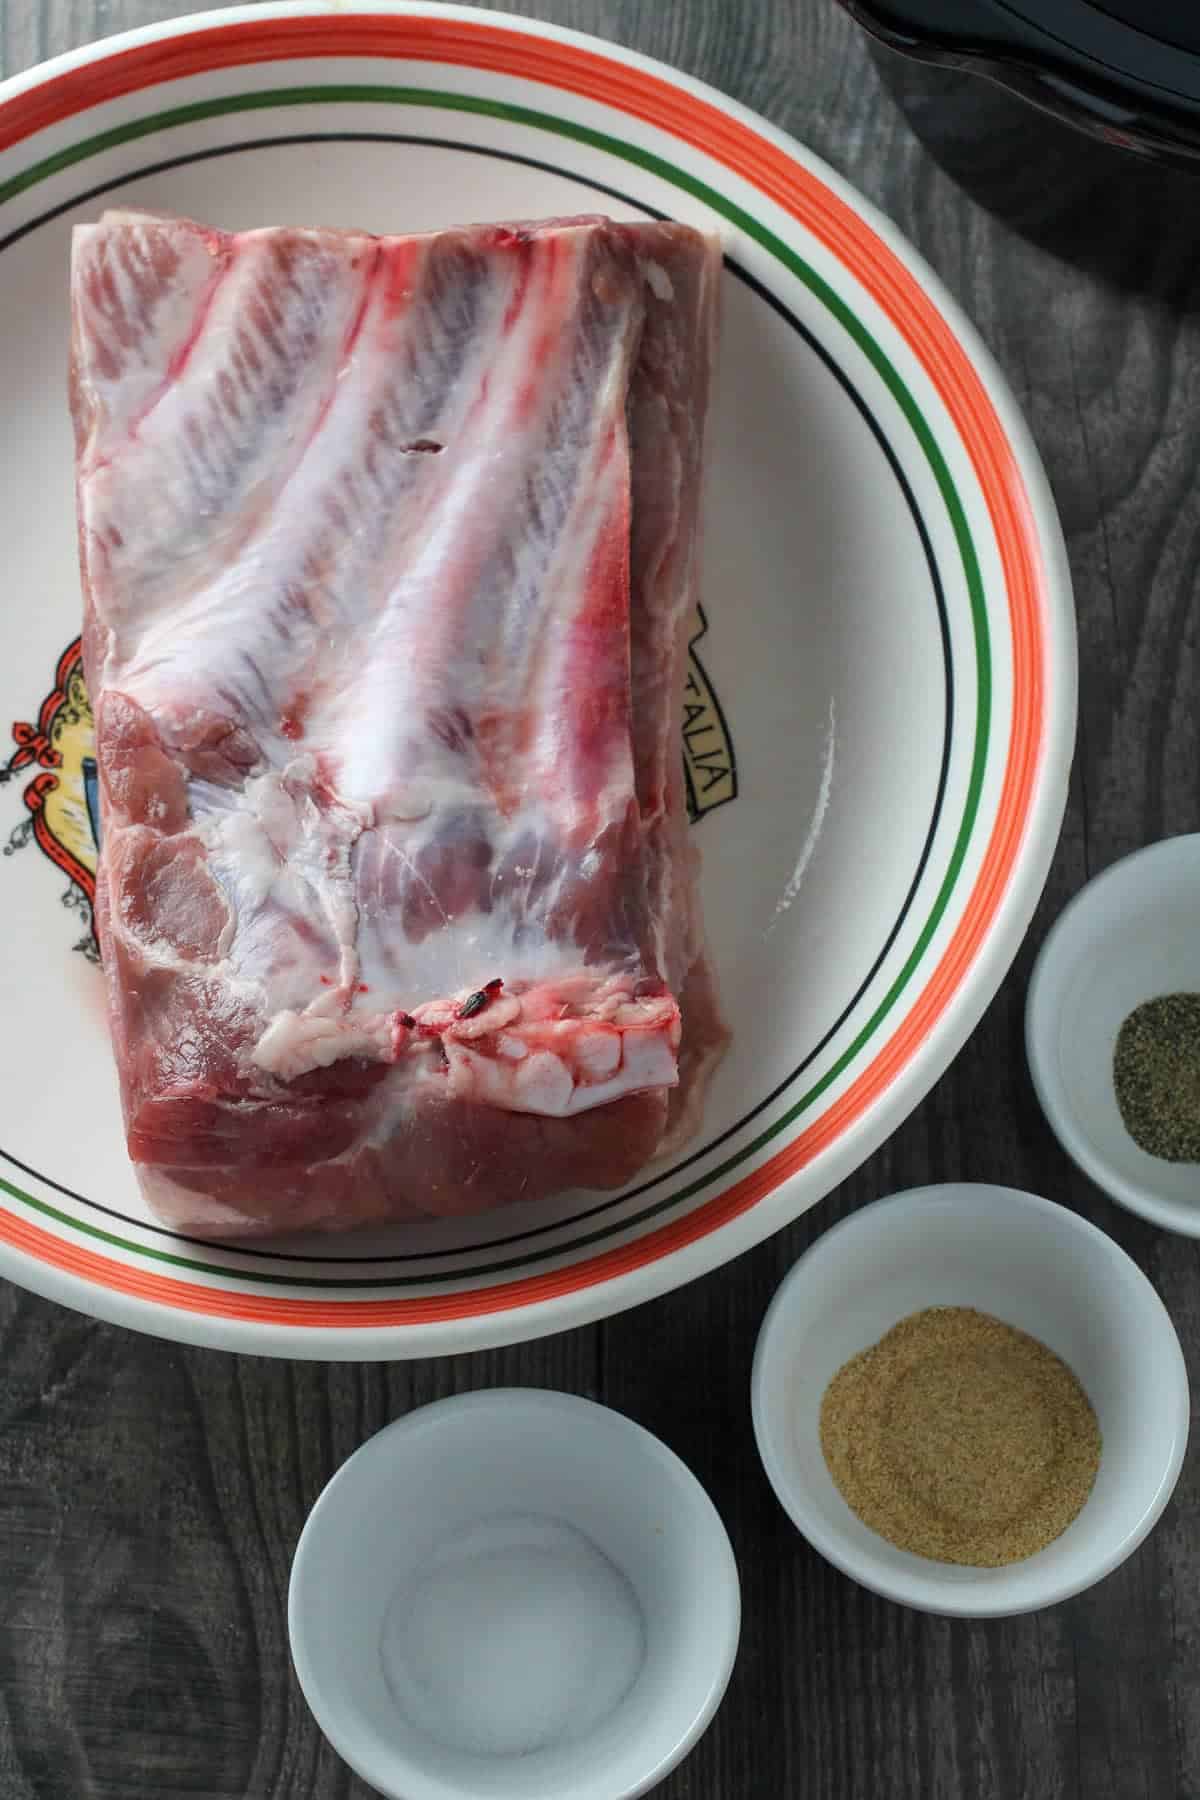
[0,0,1077,1356]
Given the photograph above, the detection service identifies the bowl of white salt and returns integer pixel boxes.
[288,1388,740,1800]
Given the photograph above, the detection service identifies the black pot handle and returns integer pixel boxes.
[837,0,1200,162]
[837,0,1034,58]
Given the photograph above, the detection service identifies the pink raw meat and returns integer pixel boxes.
[70,208,727,1236]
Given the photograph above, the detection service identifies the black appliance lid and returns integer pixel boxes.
[847,0,1200,111]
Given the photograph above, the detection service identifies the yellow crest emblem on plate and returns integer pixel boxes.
[2,637,99,956]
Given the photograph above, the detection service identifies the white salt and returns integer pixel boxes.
[380,1512,645,1758]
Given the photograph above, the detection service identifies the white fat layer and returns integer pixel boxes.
[642,259,675,303]
[441,1027,678,1118]
[192,751,636,1019]
[252,1010,395,1078]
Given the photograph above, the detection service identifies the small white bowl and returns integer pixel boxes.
[1026,833,1200,1233]
[751,1184,1189,1617]
[288,1389,740,1800]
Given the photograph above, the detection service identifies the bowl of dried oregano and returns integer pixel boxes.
[1027,833,1200,1235]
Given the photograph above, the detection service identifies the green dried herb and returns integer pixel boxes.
[1113,992,1200,1162]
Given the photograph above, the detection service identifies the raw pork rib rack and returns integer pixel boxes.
[70,209,727,1236]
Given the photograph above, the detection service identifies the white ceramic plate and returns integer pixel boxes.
[0,2,1075,1356]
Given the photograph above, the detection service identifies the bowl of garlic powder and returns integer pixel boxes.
[751,1183,1189,1616]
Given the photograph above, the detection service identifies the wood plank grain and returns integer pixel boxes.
[2,0,1199,1795]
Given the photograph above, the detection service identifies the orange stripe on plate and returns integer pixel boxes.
[0,11,1048,1325]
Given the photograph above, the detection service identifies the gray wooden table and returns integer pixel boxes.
[2,1,1199,1796]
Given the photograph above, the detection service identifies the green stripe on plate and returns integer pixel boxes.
[0,83,991,1292]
